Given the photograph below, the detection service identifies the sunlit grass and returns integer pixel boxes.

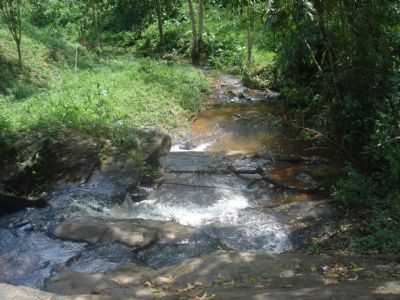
[0,23,208,144]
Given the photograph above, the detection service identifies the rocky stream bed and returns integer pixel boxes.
[0,74,399,299]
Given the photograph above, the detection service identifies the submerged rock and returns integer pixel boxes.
[0,228,84,288]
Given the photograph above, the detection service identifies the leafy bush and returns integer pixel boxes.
[268,0,399,152]
[333,166,379,209]
[205,30,245,70]
[357,206,400,252]
[136,19,190,56]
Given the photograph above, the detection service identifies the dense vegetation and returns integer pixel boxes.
[0,0,399,252]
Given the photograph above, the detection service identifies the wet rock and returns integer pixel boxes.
[230,157,269,174]
[0,192,47,216]
[0,229,84,288]
[135,231,221,268]
[265,163,322,191]
[67,243,140,273]
[162,152,229,173]
[295,172,319,190]
[55,217,198,249]
[237,173,263,181]
[55,218,158,249]
[88,152,141,203]
[0,129,172,215]
[138,129,172,164]
[280,270,296,278]
[271,200,333,222]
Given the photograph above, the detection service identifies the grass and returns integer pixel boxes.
[0,24,209,146]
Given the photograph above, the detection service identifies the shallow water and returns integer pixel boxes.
[0,73,326,288]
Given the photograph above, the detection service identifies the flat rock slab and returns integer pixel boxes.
[55,217,198,249]
[44,251,400,300]
[0,283,119,300]
[163,152,270,175]
[207,283,400,300]
[45,263,156,298]
[162,152,230,173]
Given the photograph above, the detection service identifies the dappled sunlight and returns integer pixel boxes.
[374,281,400,295]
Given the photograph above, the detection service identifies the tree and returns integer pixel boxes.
[187,0,205,65]
[222,0,260,66]
[267,0,398,153]
[155,0,164,45]
[246,0,255,65]
[0,0,23,67]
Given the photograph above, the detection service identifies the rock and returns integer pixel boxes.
[0,129,172,216]
[46,251,400,300]
[55,217,198,249]
[280,270,296,278]
[271,200,333,221]
[231,157,269,174]
[45,264,157,298]
[139,129,171,164]
[55,218,157,249]
[0,192,47,216]
[0,283,56,300]
[295,172,319,189]
[0,283,127,299]
[375,281,400,295]
[162,152,229,173]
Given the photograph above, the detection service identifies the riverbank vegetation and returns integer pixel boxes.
[0,0,399,253]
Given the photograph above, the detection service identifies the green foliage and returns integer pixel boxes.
[269,0,399,151]
[137,4,274,74]
[334,166,400,253]
[333,166,379,209]
[268,1,400,253]
[0,53,208,145]
[136,18,190,56]
[204,22,246,70]
[371,83,400,184]
[357,206,400,253]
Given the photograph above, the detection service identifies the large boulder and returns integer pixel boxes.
[0,129,171,215]
[54,217,198,249]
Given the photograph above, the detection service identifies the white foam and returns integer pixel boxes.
[69,179,292,253]
[171,141,214,153]
[108,189,250,227]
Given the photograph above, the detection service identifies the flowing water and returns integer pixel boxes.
[0,73,329,288]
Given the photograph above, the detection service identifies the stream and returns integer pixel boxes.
[0,73,331,289]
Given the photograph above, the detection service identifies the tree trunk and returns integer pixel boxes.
[197,0,205,54]
[246,1,255,66]
[155,0,164,46]
[187,0,200,65]
[16,38,22,67]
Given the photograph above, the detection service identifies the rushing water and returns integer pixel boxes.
[0,73,321,288]
[95,173,292,254]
